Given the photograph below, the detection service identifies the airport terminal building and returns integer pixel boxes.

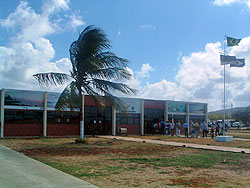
[0,89,208,137]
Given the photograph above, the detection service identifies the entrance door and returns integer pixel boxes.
[84,106,112,135]
[144,108,164,134]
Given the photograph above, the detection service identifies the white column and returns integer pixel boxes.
[0,89,5,138]
[112,106,116,136]
[80,94,84,139]
[186,103,190,133]
[205,104,208,124]
[140,99,144,135]
[164,101,168,122]
[43,92,48,137]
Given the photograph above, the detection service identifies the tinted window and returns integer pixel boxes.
[5,110,42,124]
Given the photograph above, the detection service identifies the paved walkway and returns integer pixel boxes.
[101,136,250,154]
[0,145,98,188]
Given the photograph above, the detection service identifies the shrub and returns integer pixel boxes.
[75,138,88,144]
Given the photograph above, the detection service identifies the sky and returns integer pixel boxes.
[1,0,250,112]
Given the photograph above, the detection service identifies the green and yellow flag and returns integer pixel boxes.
[227,36,241,46]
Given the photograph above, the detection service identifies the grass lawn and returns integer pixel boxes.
[1,137,250,188]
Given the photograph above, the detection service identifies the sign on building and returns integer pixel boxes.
[168,101,186,113]
[119,98,141,114]
[189,103,205,114]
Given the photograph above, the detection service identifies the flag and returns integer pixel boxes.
[220,55,236,65]
[227,36,241,46]
[230,58,245,67]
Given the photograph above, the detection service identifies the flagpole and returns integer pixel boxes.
[223,35,226,136]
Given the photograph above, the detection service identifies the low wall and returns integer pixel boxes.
[4,123,43,137]
[47,124,80,136]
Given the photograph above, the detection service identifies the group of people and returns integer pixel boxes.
[152,120,226,138]
[153,120,181,136]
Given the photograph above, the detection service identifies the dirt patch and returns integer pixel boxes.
[170,177,211,188]
[18,140,180,157]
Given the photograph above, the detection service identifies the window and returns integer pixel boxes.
[144,108,164,121]
[47,111,80,124]
[116,113,140,125]
[5,110,42,124]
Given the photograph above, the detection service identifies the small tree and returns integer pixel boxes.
[34,25,137,139]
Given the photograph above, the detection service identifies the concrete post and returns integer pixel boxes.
[43,92,48,137]
[186,103,190,134]
[140,99,144,135]
[0,89,5,138]
[80,94,84,139]
[164,101,168,122]
[112,106,116,136]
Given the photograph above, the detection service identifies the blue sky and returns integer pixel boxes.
[1,0,250,111]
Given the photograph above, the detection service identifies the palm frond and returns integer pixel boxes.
[96,52,130,68]
[69,41,78,74]
[91,79,138,95]
[82,84,106,107]
[104,93,129,112]
[88,67,132,81]
[55,81,80,111]
[78,25,111,54]
[33,72,71,86]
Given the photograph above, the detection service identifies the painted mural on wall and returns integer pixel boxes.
[189,103,205,113]
[168,101,186,113]
[118,98,141,114]
[5,89,44,107]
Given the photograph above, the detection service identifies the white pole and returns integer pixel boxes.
[0,89,5,138]
[80,94,84,139]
[43,92,48,137]
[140,99,144,135]
[112,106,116,136]
[223,64,226,136]
[186,103,190,134]
[164,101,168,122]
[223,36,226,136]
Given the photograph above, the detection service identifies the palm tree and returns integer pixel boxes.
[34,25,137,139]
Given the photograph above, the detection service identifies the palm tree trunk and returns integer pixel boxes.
[80,93,84,139]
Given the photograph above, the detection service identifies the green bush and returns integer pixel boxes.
[75,138,88,144]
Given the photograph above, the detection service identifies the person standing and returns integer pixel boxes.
[202,122,208,138]
[153,122,158,135]
[211,123,215,139]
[170,122,175,136]
[215,123,219,136]
[194,122,199,138]
[160,120,165,135]
[219,122,223,136]
[176,121,181,137]
[183,122,189,137]
[190,121,194,136]
[166,121,171,135]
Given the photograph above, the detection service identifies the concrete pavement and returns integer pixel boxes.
[0,144,98,188]
[101,136,250,154]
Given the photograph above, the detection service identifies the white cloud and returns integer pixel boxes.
[0,0,84,92]
[66,11,85,31]
[126,37,250,111]
[213,0,250,8]
[42,0,70,15]
[136,63,155,78]
[139,24,156,30]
